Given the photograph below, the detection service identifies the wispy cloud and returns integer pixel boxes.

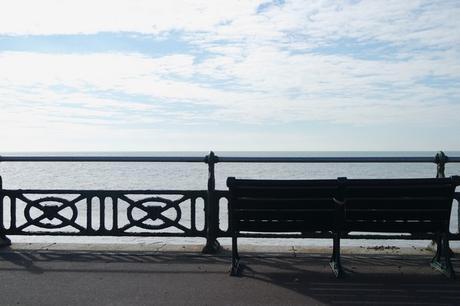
[0,1,261,35]
[0,0,459,150]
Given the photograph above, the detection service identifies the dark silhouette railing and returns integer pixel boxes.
[0,151,459,253]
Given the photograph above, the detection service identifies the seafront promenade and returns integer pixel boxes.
[0,243,459,305]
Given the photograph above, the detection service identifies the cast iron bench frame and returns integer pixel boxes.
[227,176,459,279]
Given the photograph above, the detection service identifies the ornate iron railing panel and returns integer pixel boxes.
[0,189,207,237]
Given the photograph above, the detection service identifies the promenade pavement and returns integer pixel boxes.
[0,244,459,306]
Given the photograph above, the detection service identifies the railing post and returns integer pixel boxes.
[0,176,12,247]
[435,151,448,178]
[202,151,221,254]
[433,151,459,241]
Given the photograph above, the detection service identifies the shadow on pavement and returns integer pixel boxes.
[240,254,460,305]
[0,248,459,305]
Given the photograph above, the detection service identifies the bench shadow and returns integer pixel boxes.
[238,253,460,305]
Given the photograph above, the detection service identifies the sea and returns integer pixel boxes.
[1,151,459,249]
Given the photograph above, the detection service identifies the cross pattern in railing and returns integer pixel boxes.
[0,190,207,237]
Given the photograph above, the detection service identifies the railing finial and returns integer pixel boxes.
[435,151,448,178]
[205,151,219,164]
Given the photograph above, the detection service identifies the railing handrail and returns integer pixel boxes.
[1,155,460,163]
[217,156,460,163]
[0,156,206,162]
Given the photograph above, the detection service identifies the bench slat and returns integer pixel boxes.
[233,198,335,209]
[344,180,454,198]
[346,209,449,221]
[344,197,452,209]
[344,220,446,233]
[231,187,339,198]
[235,220,331,232]
[234,210,335,220]
[228,179,339,187]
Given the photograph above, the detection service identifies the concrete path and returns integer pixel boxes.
[0,245,459,305]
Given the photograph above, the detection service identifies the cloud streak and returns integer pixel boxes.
[0,0,459,150]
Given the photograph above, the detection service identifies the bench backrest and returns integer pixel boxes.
[227,177,339,233]
[227,176,459,235]
[341,177,458,233]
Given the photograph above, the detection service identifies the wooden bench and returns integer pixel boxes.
[227,176,459,279]
[227,177,342,276]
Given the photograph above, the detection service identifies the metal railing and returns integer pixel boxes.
[0,151,459,253]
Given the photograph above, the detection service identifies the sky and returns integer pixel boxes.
[0,0,459,152]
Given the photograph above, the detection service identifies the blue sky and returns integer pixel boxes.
[0,0,459,151]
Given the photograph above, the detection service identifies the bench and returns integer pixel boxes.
[227,176,459,279]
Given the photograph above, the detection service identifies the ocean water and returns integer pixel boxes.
[0,151,459,248]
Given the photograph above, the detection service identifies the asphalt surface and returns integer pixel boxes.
[0,246,459,305]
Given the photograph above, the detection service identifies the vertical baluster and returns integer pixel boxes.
[0,195,4,231]
[112,197,118,232]
[87,197,92,231]
[100,196,105,232]
[191,196,196,232]
[0,177,11,246]
[0,194,9,241]
[10,197,16,230]
[227,195,231,234]
[457,187,460,236]
[0,177,3,231]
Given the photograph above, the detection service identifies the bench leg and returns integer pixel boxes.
[330,232,344,278]
[431,233,442,263]
[431,233,455,279]
[230,235,240,276]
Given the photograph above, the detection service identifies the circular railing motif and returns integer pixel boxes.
[24,197,78,229]
[127,196,181,230]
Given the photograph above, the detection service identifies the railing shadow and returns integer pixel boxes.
[0,247,44,274]
[0,248,229,275]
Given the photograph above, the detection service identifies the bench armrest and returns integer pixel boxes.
[333,197,346,205]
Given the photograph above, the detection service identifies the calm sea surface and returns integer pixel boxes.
[1,151,459,247]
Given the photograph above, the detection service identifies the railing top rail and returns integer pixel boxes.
[217,156,460,163]
[0,155,459,163]
[0,189,206,194]
[0,156,206,162]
